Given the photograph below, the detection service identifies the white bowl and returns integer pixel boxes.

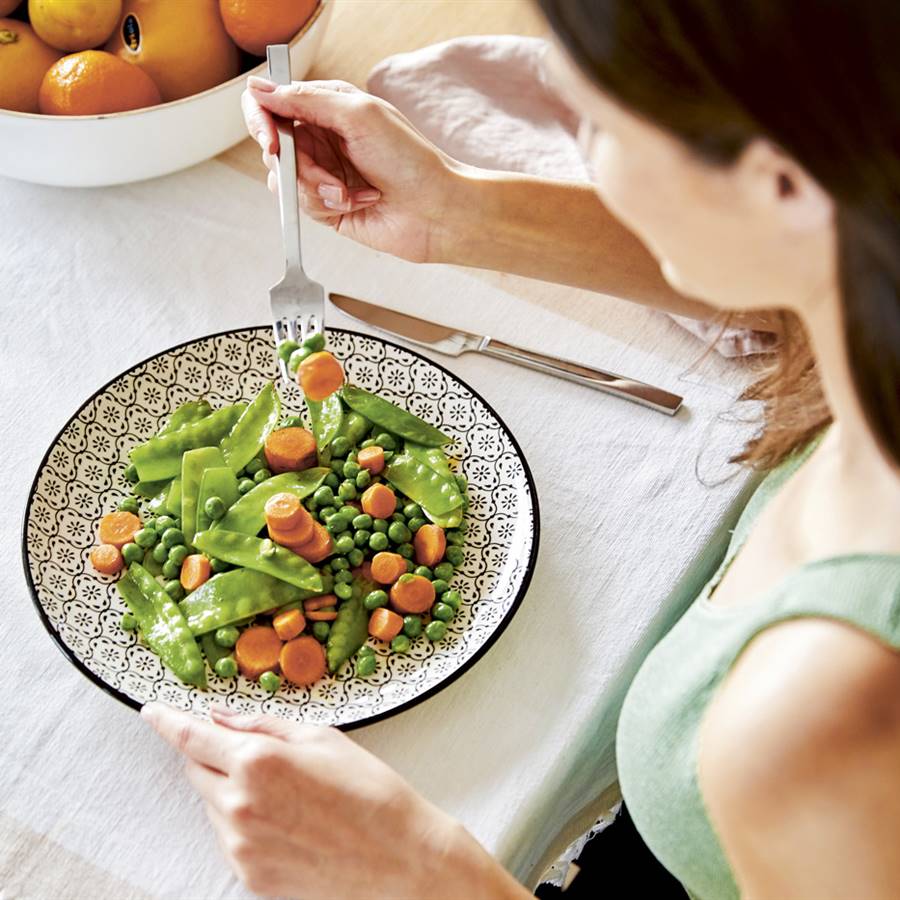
[0,0,332,188]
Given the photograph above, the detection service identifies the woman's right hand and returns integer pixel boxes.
[241,77,462,264]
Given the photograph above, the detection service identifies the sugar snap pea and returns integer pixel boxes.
[221,383,281,473]
[123,565,206,687]
[181,447,226,547]
[405,442,454,479]
[384,452,463,515]
[193,529,323,593]
[130,404,245,481]
[213,468,328,534]
[195,466,239,534]
[160,399,213,435]
[325,577,373,673]
[341,385,450,447]
[423,505,464,529]
[308,393,343,464]
[179,568,316,635]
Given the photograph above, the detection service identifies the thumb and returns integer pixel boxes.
[247,77,371,137]
[209,705,321,744]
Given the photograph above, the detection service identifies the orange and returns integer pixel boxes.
[0,0,22,16]
[28,0,121,52]
[39,49,160,115]
[105,0,239,102]
[0,18,61,112]
[219,0,317,57]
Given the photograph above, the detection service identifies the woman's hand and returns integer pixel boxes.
[142,702,528,900]
[241,77,462,264]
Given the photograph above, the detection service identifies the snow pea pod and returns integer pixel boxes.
[339,410,371,446]
[160,399,213,435]
[179,567,316,635]
[274,570,335,614]
[405,442,453,479]
[308,393,343,463]
[147,485,171,515]
[423,506,463,529]
[133,478,171,499]
[130,404,245,481]
[221,383,281,473]
[341,385,450,447]
[123,565,206,686]
[200,632,232,669]
[195,466,239,534]
[213,468,328,535]
[193,529,323,592]
[325,576,373,673]
[166,477,182,516]
[384,452,464,515]
[181,447,226,546]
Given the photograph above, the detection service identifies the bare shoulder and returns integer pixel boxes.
[697,616,900,897]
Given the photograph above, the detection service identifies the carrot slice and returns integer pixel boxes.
[370,551,407,585]
[267,511,314,547]
[235,625,283,679]
[357,446,385,475]
[273,608,305,641]
[368,607,403,641]
[98,511,141,549]
[90,544,124,575]
[414,524,446,568]
[291,521,334,564]
[361,483,397,519]
[298,352,344,402]
[304,593,338,612]
[264,491,306,530]
[305,610,338,621]
[180,554,212,591]
[279,635,327,686]
[390,574,435,614]
[264,427,317,474]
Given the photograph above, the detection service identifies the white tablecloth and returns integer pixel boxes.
[1,157,760,898]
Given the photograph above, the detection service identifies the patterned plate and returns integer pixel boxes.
[22,327,539,728]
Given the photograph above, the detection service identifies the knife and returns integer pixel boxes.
[329,292,683,416]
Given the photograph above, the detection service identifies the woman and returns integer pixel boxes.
[142,1,900,897]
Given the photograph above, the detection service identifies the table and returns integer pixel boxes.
[1,3,763,897]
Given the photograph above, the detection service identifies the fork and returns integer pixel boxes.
[266,43,325,387]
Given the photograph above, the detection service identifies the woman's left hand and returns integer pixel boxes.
[142,702,526,900]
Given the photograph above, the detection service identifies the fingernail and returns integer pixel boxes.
[317,183,344,202]
[355,189,381,203]
[323,199,350,211]
[247,76,276,92]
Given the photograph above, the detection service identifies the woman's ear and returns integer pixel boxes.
[737,138,833,232]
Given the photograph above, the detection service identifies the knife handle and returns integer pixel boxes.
[479,337,683,415]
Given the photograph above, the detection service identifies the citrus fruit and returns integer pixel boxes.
[105,0,239,102]
[0,0,21,16]
[0,18,61,112]
[28,0,122,52]
[219,0,317,56]
[38,49,160,114]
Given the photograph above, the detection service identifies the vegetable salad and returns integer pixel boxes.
[90,335,469,692]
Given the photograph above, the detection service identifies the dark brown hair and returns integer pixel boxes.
[538,0,900,469]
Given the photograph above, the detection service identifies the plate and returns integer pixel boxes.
[22,327,540,728]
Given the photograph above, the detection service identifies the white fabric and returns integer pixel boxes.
[1,157,760,897]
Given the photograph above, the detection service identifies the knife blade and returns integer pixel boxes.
[329,292,683,415]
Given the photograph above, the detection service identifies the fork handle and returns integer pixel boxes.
[267,45,303,273]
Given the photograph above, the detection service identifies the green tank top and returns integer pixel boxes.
[616,433,900,900]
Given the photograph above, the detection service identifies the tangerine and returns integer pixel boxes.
[0,18,61,113]
[219,0,317,57]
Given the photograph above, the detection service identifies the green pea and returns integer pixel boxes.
[405,559,415,573]
[154,515,174,531]
[425,620,447,641]
[352,513,373,531]
[277,339,300,363]
[334,569,354,585]
[431,579,450,596]
[253,468,271,484]
[120,612,137,631]
[391,634,411,654]
[145,517,159,532]
[152,542,169,563]
[454,474,468,492]
[355,470,372,489]
[356,654,377,677]
[360,438,375,449]
[204,496,227,520]
[369,532,389,552]
[210,557,232,574]
[215,626,240,648]
[164,579,185,601]
[455,520,468,533]
[334,534,354,555]
[173,518,182,530]
[396,542,414,559]
[407,517,427,534]
[214,656,238,678]
[161,528,185,550]
[442,590,461,610]
[432,602,454,622]
[446,530,465,546]
[259,671,281,693]
[445,546,465,566]
[388,521,411,544]
[118,497,140,514]
[338,481,357,501]
[168,544,189,566]
[364,589,389,611]
[382,450,394,463]
[397,572,415,585]
[402,503,422,520]
[324,472,340,490]
[433,562,454,581]
[372,518,388,534]
[390,511,406,523]
[326,515,349,535]
[402,615,423,638]
[334,582,353,600]
[280,414,305,428]
[314,485,334,507]
[121,543,144,565]
[312,621,330,642]
[288,346,312,374]
[340,459,358,479]
[318,505,337,522]
[238,478,255,495]
[374,433,396,450]
[134,527,158,549]
[330,436,351,458]
[244,458,264,475]
[124,463,139,484]
[352,529,370,548]
[347,548,364,568]
[331,557,350,572]
[162,559,181,580]
[330,459,346,476]
[302,332,326,352]
[357,645,375,659]
[414,565,433,579]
